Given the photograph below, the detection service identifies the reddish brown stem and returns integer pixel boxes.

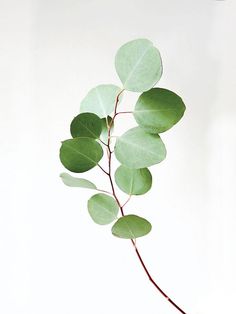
[105,90,187,314]
[97,164,109,176]
[131,239,187,314]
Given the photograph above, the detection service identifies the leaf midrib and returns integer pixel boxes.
[61,174,96,189]
[118,137,162,158]
[135,108,180,114]
[66,143,99,165]
[77,119,99,138]
[124,43,152,87]
[91,201,117,219]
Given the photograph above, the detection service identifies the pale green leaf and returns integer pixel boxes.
[80,84,122,118]
[59,138,103,173]
[100,116,113,144]
[115,165,152,195]
[60,173,97,190]
[115,38,162,92]
[114,127,166,169]
[112,214,152,239]
[134,88,186,133]
[87,193,119,225]
[70,113,102,139]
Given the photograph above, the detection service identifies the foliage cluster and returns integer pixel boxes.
[59,38,185,240]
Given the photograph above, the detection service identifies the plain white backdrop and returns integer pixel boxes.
[1,0,236,313]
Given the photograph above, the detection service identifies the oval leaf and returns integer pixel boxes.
[134,88,186,133]
[70,113,102,139]
[115,38,162,92]
[115,165,152,195]
[87,193,119,225]
[80,84,122,118]
[59,138,103,173]
[112,214,152,239]
[60,173,97,190]
[114,127,166,169]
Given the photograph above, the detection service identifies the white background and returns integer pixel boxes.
[1,0,236,313]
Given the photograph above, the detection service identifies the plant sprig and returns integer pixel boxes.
[59,38,187,314]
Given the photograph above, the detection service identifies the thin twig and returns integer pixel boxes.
[98,138,108,147]
[122,194,132,207]
[96,188,113,195]
[97,164,109,176]
[131,239,187,314]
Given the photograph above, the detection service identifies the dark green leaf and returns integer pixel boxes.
[112,214,152,239]
[134,88,186,133]
[59,138,103,173]
[70,113,102,139]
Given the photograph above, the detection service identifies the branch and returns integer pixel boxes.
[98,138,108,147]
[97,164,109,176]
[104,89,187,314]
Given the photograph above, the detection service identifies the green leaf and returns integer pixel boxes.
[100,116,113,144]
[80,84,122,118]
[87,193,119,225]
[115,165,152,195]
[115,38,162,92]
[112,214,152,239]
[60,173,97,190]
[134,88,186,133]
[59,138,103,173]
[114,127,166,169]
[70,113,102,139]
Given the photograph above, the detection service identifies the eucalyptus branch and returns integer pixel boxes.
[59,38,188,314]
[105,91,187,314]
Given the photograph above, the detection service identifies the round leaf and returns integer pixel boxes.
[70,113,102,139]
[115,165,152,195]
[114,127,166,169]
[115,38,162,92]
[112,214,152,239]
[100,116,113,144]
[60,173,97,190]
[60,138,103,173]
[134,88,186,133]
[80,84,122,118]
[87,193,119,225]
